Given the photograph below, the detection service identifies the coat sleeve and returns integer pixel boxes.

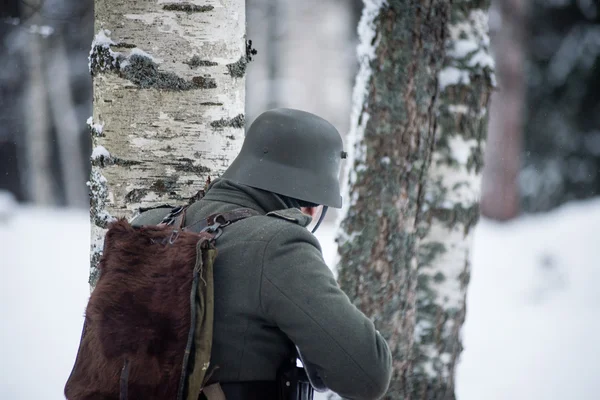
[260,224,393,400]
[130,208,170,227]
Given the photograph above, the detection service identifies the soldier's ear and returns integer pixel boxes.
[300,206,317,218]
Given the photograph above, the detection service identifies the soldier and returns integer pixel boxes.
[133,108,392,400]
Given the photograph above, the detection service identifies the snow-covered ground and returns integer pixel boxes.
[0,205,90,400]
[457,198,600,399]
[2,197,600,399]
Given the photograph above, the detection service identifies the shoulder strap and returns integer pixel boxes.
[158,205,188,228]
[185,208,260,235]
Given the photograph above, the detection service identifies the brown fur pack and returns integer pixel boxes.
[64,219,215,400]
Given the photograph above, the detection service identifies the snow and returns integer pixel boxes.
[1,207,90,400]
[91,145,110,160]
[450,39,479,59]
[456,197,600,400]
[119,59,130,69]
[92,29,115,47]
[439,66,471,89]
[0,190,17,218]
[448,136,477,166]
[129,47,153,60]
[447,104,470,114]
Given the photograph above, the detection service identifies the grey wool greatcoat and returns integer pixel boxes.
[132,179,392,399]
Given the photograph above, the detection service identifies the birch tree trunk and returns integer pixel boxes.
[336,1,493,398]
[90,0,247,286]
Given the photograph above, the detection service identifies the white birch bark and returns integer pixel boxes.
[416,7,494,384]
[90,0,247,285]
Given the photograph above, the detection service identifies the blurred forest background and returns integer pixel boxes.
[0,0,361,214]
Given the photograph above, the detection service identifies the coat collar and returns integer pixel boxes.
[202,178,299,215]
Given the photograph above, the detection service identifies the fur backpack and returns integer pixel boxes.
[64,206,257,400]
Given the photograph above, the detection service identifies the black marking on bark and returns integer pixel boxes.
[246,39,258,61]
[426,203,480,235]
[201,102,224,106]
[192,75,217,89]
[113,157,142,167]
[89,45,120,76]
[226,135,235,140]
[173,158,211,175]
[226,40,258,78]
[466,145,484,173]
[119,55,217,90]
[112,42,136,48]
[459,258,471,289]
[89,124,104,138]
[419,242,447,268]
[211,114,245,129]
[125,188,148,203]
[433,271,446,283]
[151,176,179,193]
[91,154,142,168]
[91,155,109,168]
[121,55,191,90]
[88,168,111,229]
[184,56,218,68]
[93,43,219,91]
[89,266,100,288]
[162,3,214,12]
[227,56,248,78]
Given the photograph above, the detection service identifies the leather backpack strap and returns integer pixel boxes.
[158,205,188,228]
[185,208,260,234]
[172,209,186,229]
[202,383,227,400]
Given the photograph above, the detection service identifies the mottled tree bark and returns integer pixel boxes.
[337,1,493,398]
[519,1,600,212]
[90,0,247,286]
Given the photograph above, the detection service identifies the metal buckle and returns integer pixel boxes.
[168,229,180,244]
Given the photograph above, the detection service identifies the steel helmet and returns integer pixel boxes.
[221,108,345,208]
